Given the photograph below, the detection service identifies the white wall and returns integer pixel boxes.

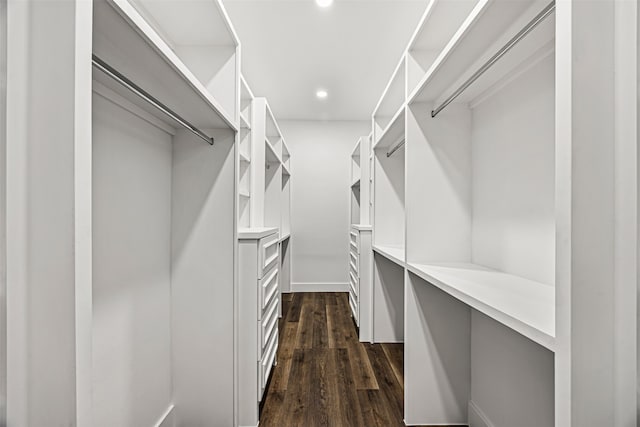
[92,94,172,427]
[280,120,369,292]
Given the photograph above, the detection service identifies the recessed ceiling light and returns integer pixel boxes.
[316,89,328,99]
[316,0,333,7]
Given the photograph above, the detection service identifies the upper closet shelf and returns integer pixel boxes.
[95,0,238,132]
[373,105,405,150]
[408,0,555,108]
[407,262,555,351]
[373,244,406,268]
[240,113,251,130]
[265,138,281,165]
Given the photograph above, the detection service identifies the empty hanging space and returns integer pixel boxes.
[404,0,556,425]
[91,1,237,425]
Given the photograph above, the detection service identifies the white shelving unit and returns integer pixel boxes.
[367,0,638,426]
[371,55,407,345]
[6,1,240,426]
[237,95,292,426]
[349,137,374,342]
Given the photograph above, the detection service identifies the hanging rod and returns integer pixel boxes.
[431,1,555,118]
[92,54,214,146]
[386,137,405,157]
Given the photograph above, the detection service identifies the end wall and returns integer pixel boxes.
[279,120,369,293]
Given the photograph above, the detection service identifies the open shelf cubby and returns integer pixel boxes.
[128,0,239,125]
[373,109,405,265]
[406,0,481,97]
[404,0,556,425]
[373,57,405,146]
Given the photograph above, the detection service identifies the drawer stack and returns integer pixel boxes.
[348,225,372,342]
[238,227,280,426]
[349,230,360,322]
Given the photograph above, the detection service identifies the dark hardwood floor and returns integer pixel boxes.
[259,292,428,427]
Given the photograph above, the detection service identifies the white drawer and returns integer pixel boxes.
[260,296,279,356]
[349,229,359,248]
[349,250,359,273]
[349,291,358,323]
[259,233,280,279]
[260,328,278,398]
[349,271,358,299]
[259,265,279,320]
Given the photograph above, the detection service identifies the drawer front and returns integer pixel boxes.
[349,250,359,274]
[260,329,279,398]
[349,238,358,254]
[349,230,359,249]
[349,270,358,299]
[259,233,280,279]
[260,296,280,356]
[349,291,358,323]
[259,265,279,320]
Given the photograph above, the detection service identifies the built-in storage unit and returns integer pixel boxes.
[6,0,240,425]
[237,94,292,423]
[238,228,280,427]
[367,0,638,426]
[371,55,407,344]
[348,136,374,341]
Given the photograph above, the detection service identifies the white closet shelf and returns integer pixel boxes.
[407,261,555,351]
[265,138,281,164]
[282,164,291,176]
[408,0,554,106]
[240,152,251,163]
[96,0,237,131]
[372,244,406,267]
[238,227,279,240]
[279,233,291,243]
[374,105,405,150]
[351,177,361,188]
[240,113,251,130]
[239,190,250,198]
[351,224,372,231]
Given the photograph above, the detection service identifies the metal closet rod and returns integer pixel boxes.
[386,137,405,157]
[431,0,555,118]
[92,54,214,146]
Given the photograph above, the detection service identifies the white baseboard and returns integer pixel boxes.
[290,282,348,292]
[154,404,175,427]
[468,401,495,427]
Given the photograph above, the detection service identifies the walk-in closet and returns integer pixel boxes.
[2,0,639,426]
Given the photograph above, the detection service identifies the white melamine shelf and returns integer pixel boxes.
[407,262,555,351]
[409,0,554,106]
[351,177,361,188]
[265,138,281,165]
[240,113,251,130]
[239,190,250,198]
[238,227,279,240]
[374,106,405,150]
[279,233,291,243]
[240,152,251,163]
[352,224,372,231]
[282,164,291,176]
[97,0,237,131]
[372,245,406,267]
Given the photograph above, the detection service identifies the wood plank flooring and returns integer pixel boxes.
[259,292,430,427]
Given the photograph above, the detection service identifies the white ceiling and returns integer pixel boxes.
[223,0,426,121]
